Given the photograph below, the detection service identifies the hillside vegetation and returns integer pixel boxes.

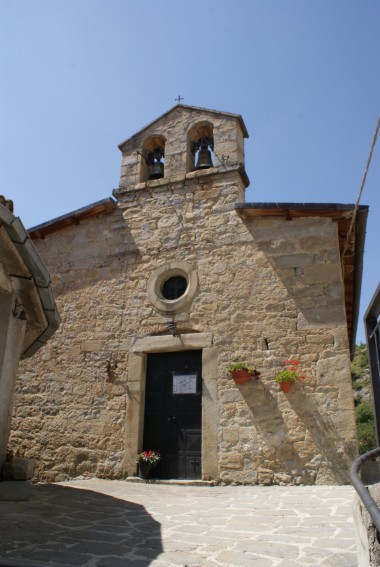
[351,343,377,454]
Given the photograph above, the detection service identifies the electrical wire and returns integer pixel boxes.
[341,117,380,273]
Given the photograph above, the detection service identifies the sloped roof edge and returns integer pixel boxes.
[236,202,368,214]
[118,104,249,150]
[28,198,117,239]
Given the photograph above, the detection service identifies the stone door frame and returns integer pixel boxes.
[124,333,218,480]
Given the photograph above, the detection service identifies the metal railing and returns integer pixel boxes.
[351,448,380,531]
[365,283,380,445]
[350,284,380,529]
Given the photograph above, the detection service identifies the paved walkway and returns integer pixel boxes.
[0,480,358,566]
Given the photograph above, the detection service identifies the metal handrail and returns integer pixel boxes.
[350,447,380,530]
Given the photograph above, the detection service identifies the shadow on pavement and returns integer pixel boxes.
[0,483,163,566]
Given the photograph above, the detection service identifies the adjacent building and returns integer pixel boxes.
[0,197,60,471]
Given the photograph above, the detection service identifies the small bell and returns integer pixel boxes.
[195,136,214,170]
[149,161,164,180]
[196,148,213,170]
[148,147,164,180]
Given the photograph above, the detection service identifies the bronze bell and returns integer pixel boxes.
[195,147,213,170]
[149,160,164,180]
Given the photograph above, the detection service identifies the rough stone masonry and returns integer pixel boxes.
[9,104,367,485]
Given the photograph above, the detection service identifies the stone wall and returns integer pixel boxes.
[9,163,357,484]
[353,483,380,566]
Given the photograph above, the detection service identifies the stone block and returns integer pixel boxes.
[221,390,242,403]
[316,354,351,386]
[292,284,324,298]
[297,296,327,309]
[306,333,334,345]
[257,468,274,485]
[222,427,239,444]
[2,456,36,480]
[80,340,102,352]
[157,215,178,228]
[297,305,346,329]
[273,472,293,485]
[275,254,314,268]
[303,263,341,284]
[326,283,344,302]
[194,187,220,200]
[221,453,243,470]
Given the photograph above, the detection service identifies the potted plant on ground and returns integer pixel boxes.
[136,450,161,479]
[227,362,261,385]
[274,358,306,392]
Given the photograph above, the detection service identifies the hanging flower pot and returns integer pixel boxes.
[231,370,252,384]
[279,381,292,393]
[227,363,260,385]
[274,357,307,393]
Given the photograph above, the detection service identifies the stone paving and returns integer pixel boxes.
[0,480,358,566]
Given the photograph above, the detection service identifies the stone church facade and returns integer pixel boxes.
[9,105,368,485]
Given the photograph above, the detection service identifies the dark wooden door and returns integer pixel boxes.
[143,350,202,479]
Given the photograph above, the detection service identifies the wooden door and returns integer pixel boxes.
[143,350,202,479]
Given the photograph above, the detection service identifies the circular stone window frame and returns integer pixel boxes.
[147,261,198,314]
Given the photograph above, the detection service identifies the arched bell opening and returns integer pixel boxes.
[140,135,166,182]
[186,122,214,172]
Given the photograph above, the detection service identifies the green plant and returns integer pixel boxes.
[227,362,260,376]
[357,421,376,454]
[136,450,161,466]
[351,344,376,454]
[355,401,376,454]
[351,343,369,379]
[356,401,374,423]
[274,358,306,384]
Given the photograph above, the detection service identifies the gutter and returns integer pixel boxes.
[350,207,368,354]
[0,204,60,359]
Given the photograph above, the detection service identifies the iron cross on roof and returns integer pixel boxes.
[175,95,184,104]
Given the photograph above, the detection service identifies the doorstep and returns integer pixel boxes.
[125,476,215,486]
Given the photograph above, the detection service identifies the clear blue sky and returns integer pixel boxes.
[1,0,379,343]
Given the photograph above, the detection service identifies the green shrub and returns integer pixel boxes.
[355,400,376,454]
[351,344,376,454]
[351,343,369,379]
[356,401,374,424]
[357,421,377,454]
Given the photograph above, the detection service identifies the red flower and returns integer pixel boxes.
[278,357,306,383]
[285,359,299,365]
